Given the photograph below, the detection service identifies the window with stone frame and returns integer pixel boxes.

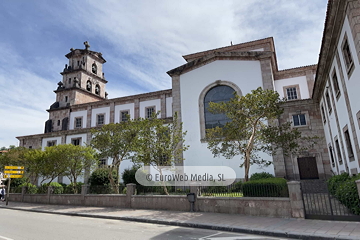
[97,114,105,126]
[329,145,335,167]
[145,106,155,119]
[343,128,354,159]
[292,114,307,127]
[92,63,97,74]
[95,84,100,95]
[286,87,298,100]
[335,138,342,163]
[75,117,82,129]
[204,85,235,129]
[120,110,129,122]
[325,90,332,113]
[68,78,71,84]
[321,104,326,123]
[341,36,354,74]
[86,80,92,91]
[332,70,341,98]
[71,138,81,146]
[47,140,57,147]
[57,120,60,126]
[99,159,107,167]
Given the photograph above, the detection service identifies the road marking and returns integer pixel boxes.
[0,235,14,240]
[200,232,222,239]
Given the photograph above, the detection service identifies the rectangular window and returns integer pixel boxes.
[71,138,81,146]
[292,114,306,126]
[344,129,354,158]
[47,140,56,147]
[75,117,82,128]
[121,110,129,122]
[69,78,71,84]
[65,96,68,102]
[332,71,340,98]
[97,114,105,126]
[342,37,354,73]
[321,104,326,123]
[57,120,60,126]
[99,159,107,167]
[325,90,332,113]
[335,139,342,163]
[286,87,298,100]
[329,146,335,167]
[145,106,155,119]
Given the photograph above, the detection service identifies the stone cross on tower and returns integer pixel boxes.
[84,41,90,50]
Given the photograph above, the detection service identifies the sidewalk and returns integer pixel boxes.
[1,202,360,240]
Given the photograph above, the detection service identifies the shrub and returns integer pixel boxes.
[4,177,28,188]
[64,182,83,194]
[242,178,288,197]
[88,168,118,186]
[122,165,141,185]
[249,172,274,181]
[231,181,243,192]
[19,183,38,194]
[327,173,350,195]
[38,182,64,194]
[332,174,360,215]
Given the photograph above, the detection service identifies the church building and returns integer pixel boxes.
[16,0,360,184]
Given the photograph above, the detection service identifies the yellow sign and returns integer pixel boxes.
[5,166,24,170]
[4,175,23,178]
[4,170,24,174]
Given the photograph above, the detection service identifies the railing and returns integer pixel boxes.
[136,185,189,195]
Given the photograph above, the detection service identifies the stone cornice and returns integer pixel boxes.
[60,68,108,84]
[65,49,106,63]
[275,64,317,80]
[313,0,347,101]
[167,51,273,77]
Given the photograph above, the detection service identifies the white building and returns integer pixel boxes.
[17,0,360,184]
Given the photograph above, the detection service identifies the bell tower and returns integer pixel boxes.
[45,41,108,133]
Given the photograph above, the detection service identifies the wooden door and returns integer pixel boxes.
[298,157,319,179]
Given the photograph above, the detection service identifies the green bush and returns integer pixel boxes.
[327,173,350,195]
[122,166,141,185]
[331,174,360,215]
[249,172,274,181]
[19,183,38,194]
[38,182,64,194]
[242,178,288,197]
[231,181,243,192]
[88,168,118,186]
[64,182,83,194]
[4,177,28,188]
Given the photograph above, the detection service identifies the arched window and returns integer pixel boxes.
[92,63,97,74]
[86,80,92,91]
[95,84,100,95]
[204,85,235,129]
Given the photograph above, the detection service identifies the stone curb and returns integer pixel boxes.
[2,206,357,240]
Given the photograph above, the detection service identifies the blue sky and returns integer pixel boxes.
[0,0,327,148]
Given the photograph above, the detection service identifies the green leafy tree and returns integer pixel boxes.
[206,87,317,182]
[133,113,188,195]
[90,119,144,193]
[57,144,97,193]
[23,149,47,185]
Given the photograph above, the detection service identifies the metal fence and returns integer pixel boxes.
[136,185,189,195]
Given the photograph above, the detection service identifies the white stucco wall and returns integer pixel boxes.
[139,99,161,118]
[274,76,309,99]
[114,103,135,122]
[69,110,87,130]
[179,60,274,179]
[91,106,110,127]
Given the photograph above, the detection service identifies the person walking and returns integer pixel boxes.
[0,186,5,201]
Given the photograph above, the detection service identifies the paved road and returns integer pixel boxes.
[0,209,294,240]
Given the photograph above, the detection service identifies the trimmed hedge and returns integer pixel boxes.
[328,173,360,215]
[249,172,274,181]
[242,178,288,197]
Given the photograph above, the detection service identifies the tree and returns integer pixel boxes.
[0,147,30,170]
[55,144,97,193]
[206,87,317,182]
[133,113,188,195]
[90,119,144,193]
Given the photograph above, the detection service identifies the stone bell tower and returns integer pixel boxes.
[44,41,108,133]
